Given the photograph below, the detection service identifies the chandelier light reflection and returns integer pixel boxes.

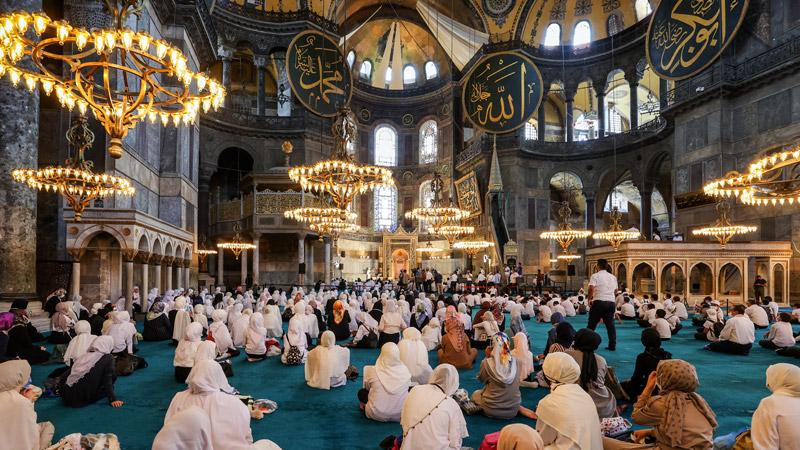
[692,201,757,247]
[11,115,134,221]
[289,106,393,210]
[557,253,582,261]
[406,171,470,234]
[0,1,225,159]
[540,201,592,252]
[592,206,640,250]
[217,223,256,260]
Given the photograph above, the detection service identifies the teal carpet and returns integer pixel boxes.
[29,313,798,450]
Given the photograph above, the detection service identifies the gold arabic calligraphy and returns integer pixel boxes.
[466,56,536,130]
[293,35,346,109]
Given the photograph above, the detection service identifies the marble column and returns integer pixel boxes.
[659,78,669,107]
[174,260,182,289]
[307,241,315,282]
[324,238,331,284]
[252,234,261,286]
[165,259,173,291]
[69,250,83,301]
[596,91,606,137]
[537,98,547,142]
[124,255,135,313]
[217,249,224,288]
[254,56,268,116]
[297,234,306,285]
[585,194,596,236]
[218,45,234,105]
[565,94,575,142]
[272,52,292,117]
[154,260,162,293]
[640,187,653,240]
[240,250,248,286]
[141,260,150,312]
[628,78,639,130]
[0,0,42,301]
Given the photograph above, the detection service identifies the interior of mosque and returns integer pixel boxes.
[1,0,800,448]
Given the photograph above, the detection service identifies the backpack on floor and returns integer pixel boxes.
[285,345,303,365]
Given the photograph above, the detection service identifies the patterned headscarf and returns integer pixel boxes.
[333,300,345,324]
[487,332,516,385]
[444,305,466,352]
[0,312,14,331]
[655,359,717,447]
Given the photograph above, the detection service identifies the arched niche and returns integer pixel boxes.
[660,262,685,296]
[617,263,628,291]
[773,263,786,303]
[689,263,713,296]
[718,263,743,297]
[632,262,655,296]
[80,232,123,304]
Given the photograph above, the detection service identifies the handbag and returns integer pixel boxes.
[452,388,481,415]
[478,431,500,450]
[345,365,359,380]
[285,345,303,365]
[114,354,138,376]
[731,430,754,450]
[600,416,632,437]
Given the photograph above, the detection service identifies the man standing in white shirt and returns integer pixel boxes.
[706,304,756,355]
[588,259,619,350]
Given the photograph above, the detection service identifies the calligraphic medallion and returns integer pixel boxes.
[286,30,353,117]
[462,51,543,134]
[646,0,749,80]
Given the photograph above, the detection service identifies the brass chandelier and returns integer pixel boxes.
[283,206,357,225]
[217,223,256,260]
[437,222,475,244]
[416,241,445,254]
[540,201,592,253]
[593,206,640,250]
[11,115,134,221]
[289,106,393,210]
[309,219,360,244]
[453,237,494,256]
[0,1,225,159]
[194,235,217,266]
[692,201,757,247]
[406,171,471,234]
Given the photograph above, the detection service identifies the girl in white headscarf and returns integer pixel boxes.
[400,364,467,450]
[397,296,411,326]
[378,299,406,346]
[60,336,122,408]
[231,308,251,348]
[473,311,500,345]
[49,302,74,344]
[751,363,800,450]
[305,302,320,341]
[399,328,433,384]
[191,341,236,394]
[289,300,309,340]
[192,304,208,333]
[305,330,350,390]
[227,302,243,333]
[435,301,447,324]
[282,319,308,365]
[511,332,535,384]
[263,301,283,338]
[105,311,137,355]
[174,323,204,382]
[244,313,267,361]
[348,299,361,333]
[63,320,96,366]
[359,342,411,422]
[209,310,239,357]
[153,407,214,450]
[171,296,192,344]
[471,333,520,420]
[165,360,280,450]
[0,360,55,450]
[535,352,603,450]
[457,303,472,331]
[420,317,441,351]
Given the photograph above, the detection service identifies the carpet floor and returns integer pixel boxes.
[28,312,798,450]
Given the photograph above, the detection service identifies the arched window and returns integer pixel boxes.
[604,187,629,212]
[403,65,417,85]
[574,113,597,141]
[346,50,356,68]
[424,61,438,80]
[385,66,393,85]
[608,107,623,134]
[635,0,652,21]
[607,13,623,36]
[524,120,538,140]
[374,185,397,231]
[374,125,397,166]
[419,120,438,164]
[359,60,372,80]
[573,21,591,46]
[543,23,561,46]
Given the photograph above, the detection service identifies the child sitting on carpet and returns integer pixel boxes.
[759,312,796,350]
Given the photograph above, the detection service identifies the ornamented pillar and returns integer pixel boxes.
[565,91,575,142]
[123,250,137,313]
[184,262,191,291]
[0,0,42,301]
[272,52,292,117]
[324,238,331,284]
[240,250,248,286]
[165,257,174,291]
[627,75,640,130]
[176,259,184,289]
[218,45,234,105]
[306,241,315,281]
[254,56,268,116]
[140,255,150,312]
[252,234,261,286]
[217,248,224,288]
[153,257,162,293]
[596,91,606,137]
[297,233,306,285]
[585,194,596,236]
[68,249,84,301]
[640,186,653,240]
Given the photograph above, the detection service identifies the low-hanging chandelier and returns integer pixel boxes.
[593,206,640,250]
[557,253,582,261]
[11,115,134,221]
[406,171,471,234]
[692,201,757,247]
[437,222,475,244]
[284,206,357,226]
[540,201,592,253]
[194,235,217,266]
[309,219,360,244]
[289,106,393,210]
[416,241,445,254]
[217,223,256,260]
[453,237,494,256]
[0,1,225,159]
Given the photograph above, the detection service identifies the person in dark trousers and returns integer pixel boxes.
[753,275,767,304]
[587,259,618,351]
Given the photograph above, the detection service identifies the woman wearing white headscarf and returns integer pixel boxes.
[305,330,350,390]
[473,311,500,348]
[397,296,411,326]
[471,333,520,419]
[165,360,280,450]
[192,304,208,333]
[400,364,467,450]
[63,320,96,366]
[348,299,361,333]
[245,313,268,361]
[153,407,213,450]
[263,302,283,338]
[289,301,311,345]
[103,312,136,356]
[349,312,379,349]
[191,341,236,394]
[281,319,308,365]
[535,352,603,450]
[435,301,447,324]
[359,342,411,422]
[0,360,55,450]
[751,363,800,450]
[60,336,123,408]
[231,308,251,348]
[305,302,320,341]
[378,299,406,346]
[457,303,472,331]
[174,323,204,382]
[227,303,243,332]
[208,310,239,358]
[171,296,192,344]
[48,302,74,344]
[511,332,534,383]
[420,317,441,351]
[399,328,433,384]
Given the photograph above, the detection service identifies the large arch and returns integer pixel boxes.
[689,263,714,297]
[719,263,743,297]
[72,225,130,253]
[661,262,685,296]
[632,262,655,296]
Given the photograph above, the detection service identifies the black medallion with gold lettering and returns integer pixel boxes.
[646,0,749,80]
[286,30,353,117]
[462,51,543,134]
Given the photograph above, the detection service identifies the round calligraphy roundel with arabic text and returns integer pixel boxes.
[286,30,353,117]
[462,51,543,134]
[646,0,749,80]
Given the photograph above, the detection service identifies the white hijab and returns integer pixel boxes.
[400,364,464,436]
[305,330,350,390]
[66,335,114,386]
[486,333,517,385]
[174,323,204,367]
[105,311,136,353]
[172,297,192,341]
[263,304,283,337]
[398,328,432,384]
[231,308,251,348]
[511,332,534,382]
[374,342,412,395]
[193,304,208,330]
[191,341,235,394]
[245,313,267,355]
[153,406,214,450]
[208,310,233,355]
[0,360,41,450]
[64,320,96,365]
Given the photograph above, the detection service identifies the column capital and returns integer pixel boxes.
[163,256,175,266]
[297,232,307,241]
[136,252,151,264]
[122,249,138,263]
[217,45,235,61]
[253,55,269,68]
[67,248,85,261]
